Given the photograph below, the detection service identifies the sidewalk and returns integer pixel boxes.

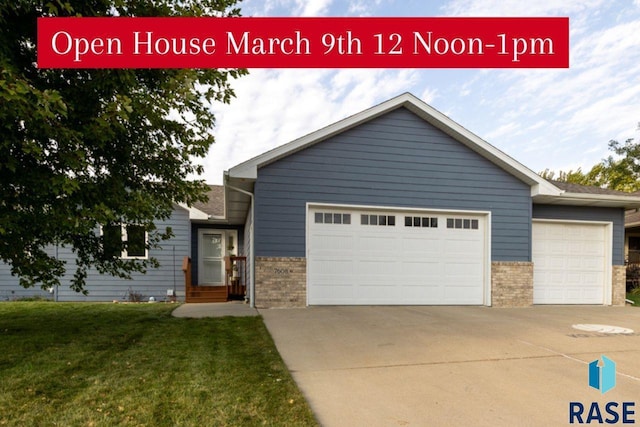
[171,301,259,318]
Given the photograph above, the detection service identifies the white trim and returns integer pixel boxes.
[531,219,613,305]
[307,201,492,216]
[484,212,492,307]
[225,183,256,308]
[533,193,640,208]
[306,202,491,306]
[178,203,212,221]
[100,224,149,260]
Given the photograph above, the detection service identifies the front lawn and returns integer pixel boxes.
[627,292,640,306]
[0,302,317,426]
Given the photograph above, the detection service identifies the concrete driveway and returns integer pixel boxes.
[260,306,640,427]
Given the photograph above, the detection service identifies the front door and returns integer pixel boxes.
[198,229,238,286]
[200,231,225,285]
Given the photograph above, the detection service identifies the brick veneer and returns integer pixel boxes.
[491,261,533,307]
[255,257,306,308]
[612,265,626,306]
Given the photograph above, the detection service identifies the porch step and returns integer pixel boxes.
[186,286,228,303]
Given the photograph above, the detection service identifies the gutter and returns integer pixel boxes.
[225,182,256,309]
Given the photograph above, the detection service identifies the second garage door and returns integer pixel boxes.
[307,206,488,305]
[532,221,611,304]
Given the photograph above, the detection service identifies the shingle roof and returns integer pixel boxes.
[550,180,634,197]
[192,185,224,217]
[626,209,640,226]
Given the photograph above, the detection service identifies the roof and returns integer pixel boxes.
[176,185,226,222]
[535,180,640,208]
[225,92,640,213]
[550,181,633,196]
[192,185,225,217]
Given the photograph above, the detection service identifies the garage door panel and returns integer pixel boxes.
[308,207,487,305]
[402,237,442,254]
[356,236,399,254]
[445,261,483,276]
[444,286,482,302]
[309,284,355,303]
[402,261,443,276]
[309,259,353,276]
[533,222,609,305]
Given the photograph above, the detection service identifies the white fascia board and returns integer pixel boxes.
[177,203,216,221]
[226,92,561,196]
[533,193,640,208]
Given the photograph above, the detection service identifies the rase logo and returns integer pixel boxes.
[589,355,616,394]
[569,356,635,424]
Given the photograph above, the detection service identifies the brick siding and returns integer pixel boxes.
[491,261,533,307]
[255,257,306,308]
[612,265,626,306]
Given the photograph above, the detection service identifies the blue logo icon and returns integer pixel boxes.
[589,355,616,394]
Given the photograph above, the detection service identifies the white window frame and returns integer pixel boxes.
[100,224,149,260]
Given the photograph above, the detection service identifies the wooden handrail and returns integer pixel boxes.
[182,256,192,290]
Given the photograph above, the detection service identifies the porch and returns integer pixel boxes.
[183,256,247,303]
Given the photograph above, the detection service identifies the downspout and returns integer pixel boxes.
[225,183,255,308]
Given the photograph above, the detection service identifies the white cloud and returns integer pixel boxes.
[200,67,418,183]
[442,0,606,16]
[298,0,333,16]
[194,0,640,183]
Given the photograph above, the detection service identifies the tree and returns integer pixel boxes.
[539,167,594,186]
[540,133,640,192]
[596,138,640,192]
[0,1,247,293]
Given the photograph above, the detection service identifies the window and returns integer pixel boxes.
[102,224,148,259]
[405,216,438,228]
[362,214,395,226]
[447,217,480,230]
[315,212,351,225]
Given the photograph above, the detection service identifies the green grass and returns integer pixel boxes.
[627,291,640,306]
[0,302,317,427]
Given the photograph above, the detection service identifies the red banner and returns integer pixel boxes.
[37,17,569,69]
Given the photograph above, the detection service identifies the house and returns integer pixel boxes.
[625,209,640,264]
[3,92,640,306]
[224,93,640,308]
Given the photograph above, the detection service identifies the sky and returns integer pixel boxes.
[199,0,640,184]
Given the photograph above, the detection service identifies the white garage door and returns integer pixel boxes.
[307,206,488,305]
[532,221,611,304]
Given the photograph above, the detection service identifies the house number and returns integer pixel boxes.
[274,268,291,275]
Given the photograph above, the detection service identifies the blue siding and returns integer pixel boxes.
[0,206,191,302]
[532,204,625,265]
[255,107,532,261]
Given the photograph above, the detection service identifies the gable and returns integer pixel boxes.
[229,92,560,198]
[259,107,528,193]
[254,107,532,261]
[227,92,640,227]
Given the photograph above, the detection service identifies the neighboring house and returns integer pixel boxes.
[625,208,640,263]
[3,92,640,306]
